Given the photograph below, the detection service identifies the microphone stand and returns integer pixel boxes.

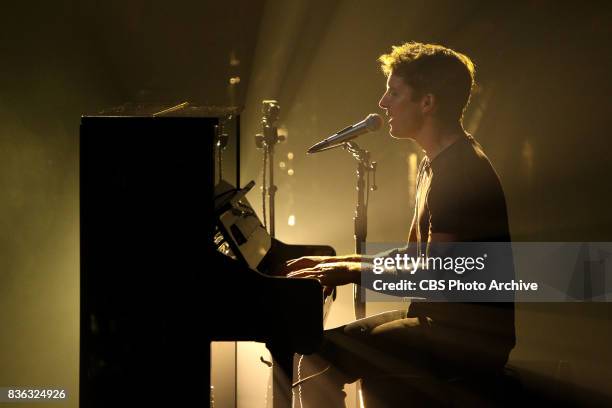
[343,141,377,319]
[214,116,230,185]
[255,100,284,238]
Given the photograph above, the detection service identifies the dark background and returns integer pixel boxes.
[1,0,611,406]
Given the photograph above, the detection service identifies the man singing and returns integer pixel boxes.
[286,42,515,407]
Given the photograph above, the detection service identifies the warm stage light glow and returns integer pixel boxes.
[229,76,240,85]
[229,51,240,66]
[521,140,534,183]
[278,126,288,139]
[287,152,294,160]
[288,215,296,226]
[287,168,294,176]
[279,161,286,169]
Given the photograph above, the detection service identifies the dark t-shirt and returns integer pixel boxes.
[407,134,516,371]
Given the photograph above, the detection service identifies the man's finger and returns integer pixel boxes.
[287,269,316,278]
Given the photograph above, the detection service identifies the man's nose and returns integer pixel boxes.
[378,94,387,109]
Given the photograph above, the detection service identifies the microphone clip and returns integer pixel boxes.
[344,141,377,191]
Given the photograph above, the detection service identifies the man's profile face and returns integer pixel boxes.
[378,73,424,140]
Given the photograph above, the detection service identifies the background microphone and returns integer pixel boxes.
[307,113,383,154]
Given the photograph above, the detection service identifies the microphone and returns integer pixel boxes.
[307,113,383,154]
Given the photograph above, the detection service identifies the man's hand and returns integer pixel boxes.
[283,254,367,275]
[283,256,334,274]
[286,261,362,287]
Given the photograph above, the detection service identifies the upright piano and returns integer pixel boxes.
[80,107,334,407]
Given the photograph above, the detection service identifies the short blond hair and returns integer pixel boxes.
[379,42,476,123]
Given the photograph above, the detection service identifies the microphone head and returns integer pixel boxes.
[365,113,383,131]
[307,113,383,154]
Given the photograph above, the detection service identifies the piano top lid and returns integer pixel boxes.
[84,102,243,118]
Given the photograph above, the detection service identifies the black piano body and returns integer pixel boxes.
[80,111,334,407]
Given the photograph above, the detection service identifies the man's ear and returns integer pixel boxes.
[421,93,437,114]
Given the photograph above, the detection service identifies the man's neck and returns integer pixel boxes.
[417,121,465,160]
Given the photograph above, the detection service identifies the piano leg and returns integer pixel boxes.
[268,345,293,408]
